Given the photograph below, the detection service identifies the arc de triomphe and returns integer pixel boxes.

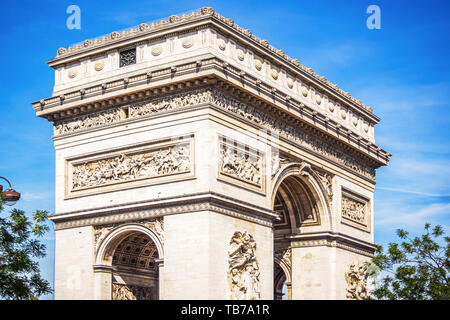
[32,8,390,300]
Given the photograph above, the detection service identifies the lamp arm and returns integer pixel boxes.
[0,176,13,190]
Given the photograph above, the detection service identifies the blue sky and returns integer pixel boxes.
[0,0,449,299]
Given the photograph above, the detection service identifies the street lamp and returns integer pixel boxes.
[0,176,21,206]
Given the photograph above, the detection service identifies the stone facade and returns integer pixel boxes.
[32,8,389,300]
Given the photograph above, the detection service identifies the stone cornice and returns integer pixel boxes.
[50,192,279,230]
[47,7,375,117]
[32,57,390,171]
[284,231,376,257]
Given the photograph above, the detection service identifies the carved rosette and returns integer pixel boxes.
[228,231,260,300]
[345,260,369,300]
[218,139,264,193]
[112,283,154,300]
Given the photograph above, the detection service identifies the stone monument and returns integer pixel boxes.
[32,7,390,300]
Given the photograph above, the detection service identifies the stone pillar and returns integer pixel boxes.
[54,226,96,299]
[161,210,273,299]
[291,245,337,300]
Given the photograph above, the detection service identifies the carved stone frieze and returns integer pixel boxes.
[228,231,260,300]
[56,87,375,180]
[112,283,154,300]
[54,106,123,135]
[70,142,190,191]
[218,139,263,191]
[345,261,369,300]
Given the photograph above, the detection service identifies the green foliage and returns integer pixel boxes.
[368,223,450,300]
[0,195,53,300]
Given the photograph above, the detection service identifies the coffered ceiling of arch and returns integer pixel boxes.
[112,232,158,272]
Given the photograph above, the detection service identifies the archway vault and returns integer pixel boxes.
[94,223,164,300]
[271,161,333,234]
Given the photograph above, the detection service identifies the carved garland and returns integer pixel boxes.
[55,88,375,179]
[228,231,260,300]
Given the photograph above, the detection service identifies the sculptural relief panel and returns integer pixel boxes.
[341,189,370,231]
[345,260,369,300]
[228,231,261,300]
[65,136,194,198]
[218,137,265,193]
[112,283,155,300]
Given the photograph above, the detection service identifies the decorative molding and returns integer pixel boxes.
[228,231,260,300]
[341,188,370,231]
[288,232,375,257]
[345,260,369,300]
[218,137,265,193]
[53,87,377,180]
[93,217,164,254]
[112,283,154,300]
[51,192,278,230]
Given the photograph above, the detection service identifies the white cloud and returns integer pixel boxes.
[375,202,450,228]
[21,191,51,201]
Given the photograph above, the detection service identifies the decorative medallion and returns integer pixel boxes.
[218,39,226,51]
[228,231,260,300]
[271,69,279,80]
[341,109,347,120]
[301,86,308,97]
[254,58,262,71]
[151,45,163,56]
[363,123,369,133]
[68,68,78,79]
[352,116,358,126]
[237,49,245,61]
[94,61,104,71]
[287,79,294,89]
[181,38,193,49]
[315,95,322,105]
[328,102,335,112]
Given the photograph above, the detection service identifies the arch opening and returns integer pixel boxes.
[110,231,160,300]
